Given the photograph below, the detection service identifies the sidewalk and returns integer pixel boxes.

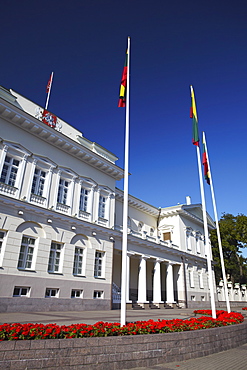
[130,343,247,370]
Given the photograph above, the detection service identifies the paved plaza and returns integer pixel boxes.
[0,307,246,369]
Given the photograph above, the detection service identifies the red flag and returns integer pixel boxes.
[202,142,210,184]
[46,73,53,93]
[42,109,57,128]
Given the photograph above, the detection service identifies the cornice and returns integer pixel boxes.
[0,99,124,181]
[115,188,159,216]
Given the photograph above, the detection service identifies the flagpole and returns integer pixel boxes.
[45,72,54,110]
[203,132,231,313]
[190,85,216,319]
[120,37,130,327]
[196,144,216,318]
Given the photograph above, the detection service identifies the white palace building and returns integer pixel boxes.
[0,85,217,313]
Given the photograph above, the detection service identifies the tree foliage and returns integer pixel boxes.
[210,213,247,284]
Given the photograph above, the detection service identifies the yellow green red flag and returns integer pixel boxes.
[118,50,128,108]
[190,86,199,146]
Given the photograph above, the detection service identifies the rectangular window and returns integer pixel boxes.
[163,232,171,241]
[0,231,5,254]
[189,269,195,288]
[45,288,59,298]
[186,232,192,251]
[94,251,104,278]
[13,286,30,297]
[17,236,35,269]
[31,168,46,196]
[98,195,106,218]
[48,242,63,273]
[57,178,69,205]
[79,188,88,212]
[196,234,201,254]
[73,247,84,275]
[0,155,19,187]
[93,290,103,299]
[191,295,196,301]
[71,289,83,298]
[199,273,204,289]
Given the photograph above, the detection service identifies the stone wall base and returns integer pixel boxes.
[0,297,111,313]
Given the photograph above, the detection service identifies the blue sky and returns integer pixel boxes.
[1,1,247,252]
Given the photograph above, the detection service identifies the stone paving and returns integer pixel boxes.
[130,343,247,370]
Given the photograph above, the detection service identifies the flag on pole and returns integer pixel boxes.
[46,73,53,93]
[45,72,54,110]
[202,139,210,184]
[190,85,199,146]
[118,50,128,107]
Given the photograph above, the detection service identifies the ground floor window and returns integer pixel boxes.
[93,290,103,299]
[45,288,59,298]
[71,289,83,298]
[13,286,30,297]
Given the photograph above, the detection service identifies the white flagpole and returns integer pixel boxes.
[120,37,130,327]
[203,132,231,313]
[45,72,54,110]
[196,144,216,318]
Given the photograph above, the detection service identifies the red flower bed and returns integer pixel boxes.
[242,307,247,310]
[0,310,244,341]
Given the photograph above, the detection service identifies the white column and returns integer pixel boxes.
[153,259,163,303]
[166,262,175,304]
[137,255,148,303]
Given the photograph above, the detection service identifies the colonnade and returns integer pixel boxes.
[126,253,179,306]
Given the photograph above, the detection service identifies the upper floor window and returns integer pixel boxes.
[196,233,201,254]
[150,228,154,237]
[98,195,106,218]
[186,229,192,251]
[0,143,31,198]
[17,236,36,270]
[79,188,89,213]
[163,232,171,241]
[57,178,69,205]
[31,168,46,196]
[94,251,104,278]
[0,155,19,187]
[138,222,143,233]
[48,242,63,273]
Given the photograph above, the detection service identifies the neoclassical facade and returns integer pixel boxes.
[0,86,216,312]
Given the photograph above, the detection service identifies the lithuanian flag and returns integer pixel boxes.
[190,86,199,146]
[118,50,128,107]
[202,139,210,185]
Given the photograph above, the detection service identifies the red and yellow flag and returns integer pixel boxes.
[118,50,128,107]
[190,86,199,146]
